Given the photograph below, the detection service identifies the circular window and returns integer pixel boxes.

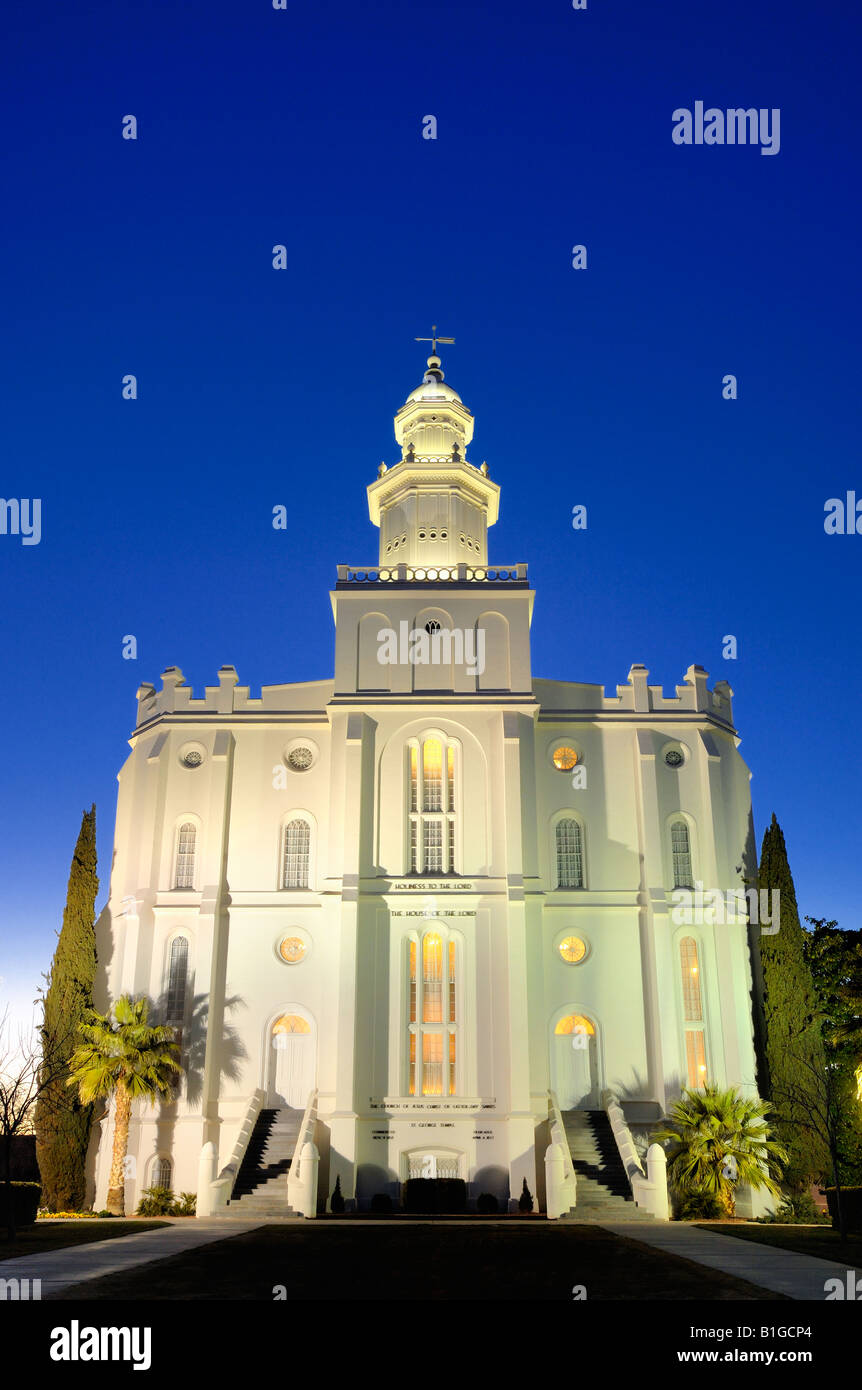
[182,750,202,768]
[558,935,587,964]
[665,749,684,768]
[278,936,307,965]
[425,620,441,635]
[288,746,313,771]
[552,746,579,771]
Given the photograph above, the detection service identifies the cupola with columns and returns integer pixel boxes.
[367,340,500,569]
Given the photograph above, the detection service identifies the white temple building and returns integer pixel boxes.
[91,346,765,1218]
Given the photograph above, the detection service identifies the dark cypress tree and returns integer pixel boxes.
[802,920,862,1186]
[35,806,98,1210]
[757,814,827,1187]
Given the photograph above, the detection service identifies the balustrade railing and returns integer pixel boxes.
[336,562,527,584]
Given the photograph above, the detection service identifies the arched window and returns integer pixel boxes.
[554,1013,595,1036]
[282,819,310,889]
[174,822,196,889]
[671,820,694,889]
[166,937,188,1025]
[679,936,707,1088]
[272,1013,312,1036]
[153,1157,172,1190]
[555,818,584,889]
[408,930,458,1096]
[408,735,457,874]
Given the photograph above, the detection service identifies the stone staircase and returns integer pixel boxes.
[222,1107,302,1219]
[561,1110,654,1222]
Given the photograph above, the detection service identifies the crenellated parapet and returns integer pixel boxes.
[133,665,335,728]
[534,664,735,726]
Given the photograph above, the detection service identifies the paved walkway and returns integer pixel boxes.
[1,1217,854,1300]
[0,1219,260,1297]
[598,1220,855,1299]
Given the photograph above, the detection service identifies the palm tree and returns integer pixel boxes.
[652,1085,787,1217]
[67,996,181,1215]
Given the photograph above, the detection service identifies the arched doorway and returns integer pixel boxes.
[551,1013,600,1109]
[267,1012,316,1109]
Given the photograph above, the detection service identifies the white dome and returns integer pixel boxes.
[405,378,463,405]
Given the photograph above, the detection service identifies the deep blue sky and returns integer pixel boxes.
[1,0,860,1030]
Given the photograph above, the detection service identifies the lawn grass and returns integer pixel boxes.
[695,1221,862,1267]
[0,1219,170,1262]
[53,1221,783,1301]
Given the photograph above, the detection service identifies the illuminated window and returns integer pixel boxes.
[423,933,443,1022]
[174,822,196,889]
[407,735,458,874]
[407,929,458,1095]
[558,935,587,964]
[555,819,584,888]
[282,819,310,888]
[554,1014,595,1036]
[272,1013,311,1036]
[679,937,707,1087]
[553,746,579,771]
[279,936,306,965]
[671,820,694,889]
[423,1033,443,1095]
[680,937,702,1020]
[685,1030,707,1088]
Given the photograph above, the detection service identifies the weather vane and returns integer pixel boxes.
[415,325,455,355]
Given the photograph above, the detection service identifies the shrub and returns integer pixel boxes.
[370,1193,393,1214]
[330,1175,345,1214]
[96,1209,116,1218]
[675,1190,723,1220]
[135,1186,177,1217]
[518,1178,534,1213]
[476,1192,498,1214]
[0,1182,41,1227]
[760,1191,829,1224]
[175,1192,196,1216]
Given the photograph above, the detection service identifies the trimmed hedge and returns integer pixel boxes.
[824,1187,862,1232]
[0,1182,41,1227]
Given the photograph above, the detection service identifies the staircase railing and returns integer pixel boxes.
[209,1087,266,1212]
[546,1090,577,1217]
[287,1087,319,1218]
[601,1088,668,1220]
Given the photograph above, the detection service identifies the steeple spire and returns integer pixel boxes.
[366,351,500,568]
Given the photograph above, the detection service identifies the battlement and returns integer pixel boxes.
[134,667,334,727]
[534,665,735,724]
[135,662,733,729]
